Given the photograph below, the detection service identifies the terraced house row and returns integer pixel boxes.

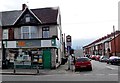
[0,4,64,69]
[83,30,120,57]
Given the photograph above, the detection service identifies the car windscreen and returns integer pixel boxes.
[76,58,89,62]
[103,56,109,58]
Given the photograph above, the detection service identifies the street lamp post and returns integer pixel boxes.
[113,25,116,56]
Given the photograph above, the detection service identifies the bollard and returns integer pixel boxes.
[13,64,16,74]
[36,65,39,74]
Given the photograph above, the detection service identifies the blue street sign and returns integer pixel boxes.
[67,46,71,52]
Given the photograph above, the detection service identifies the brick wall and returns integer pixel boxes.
[111,34,120,55]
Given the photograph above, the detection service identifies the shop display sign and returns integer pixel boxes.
[17,40,41,48]
[18,41,25,47]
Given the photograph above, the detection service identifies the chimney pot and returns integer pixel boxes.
[22,4,27,11]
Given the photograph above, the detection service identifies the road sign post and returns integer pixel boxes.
[66,35,72,70]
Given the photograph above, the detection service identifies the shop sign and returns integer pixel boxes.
[7,41,16,48]
[41,40,51,47]
[17,41,25,47]
[17,40,41,48]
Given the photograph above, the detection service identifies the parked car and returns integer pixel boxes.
[75,57,92,71]
[84,54,90,58]
[95,55,101,61]
[107,56,120,65]
[90,55,96,60]
[99,55,109,62]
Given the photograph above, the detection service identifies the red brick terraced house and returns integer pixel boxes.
[83,31,120,57]
[0,4,63,69]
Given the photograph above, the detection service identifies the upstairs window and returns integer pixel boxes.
[31,26,37,38]
[25,14,30,23]
[22,26,29,39]
[25,17,30,23]
[21,26,38,39]
[3,29,8,39]
[42,26,49,38]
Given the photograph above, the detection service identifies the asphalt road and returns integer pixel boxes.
[1,60,119,82]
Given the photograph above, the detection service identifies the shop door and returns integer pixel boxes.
[43,49,51,69]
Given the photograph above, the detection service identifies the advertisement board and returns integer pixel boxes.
[41,40,51,47]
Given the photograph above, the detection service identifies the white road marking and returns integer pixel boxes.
[106,66,116,70]
[108,74,118,76]
[95,74,104,76]
[84,74,92,76]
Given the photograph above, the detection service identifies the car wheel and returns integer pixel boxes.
[111,62,114,65]
[89,67,92,71]
[107,61,109,64]
[75,68,77,72]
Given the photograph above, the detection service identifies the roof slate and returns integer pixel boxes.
[32,8,58,24]
[1,10,22,26]
[1,7,58,26]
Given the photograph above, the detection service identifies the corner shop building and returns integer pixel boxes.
[1,4,63,69]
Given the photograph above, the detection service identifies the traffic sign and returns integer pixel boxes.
[66,35,71,42]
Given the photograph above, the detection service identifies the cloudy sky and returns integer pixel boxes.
[0,0,119,47]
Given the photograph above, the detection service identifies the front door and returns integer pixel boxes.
[43,49,51,69]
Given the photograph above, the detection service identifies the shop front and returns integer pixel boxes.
[3,40,46,69]
[5,48,43,69]
[3,39,59,69]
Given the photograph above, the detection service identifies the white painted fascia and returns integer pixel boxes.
[53,6,61,25]
[13,7,27,25]
[13,7,42,25]
[28,8,42,24]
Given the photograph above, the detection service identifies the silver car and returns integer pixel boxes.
[99,55,109,62]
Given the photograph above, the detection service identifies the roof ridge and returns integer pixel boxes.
[31,6,58,10]
[1,10,22,13]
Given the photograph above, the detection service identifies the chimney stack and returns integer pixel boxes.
[22,4,27,11]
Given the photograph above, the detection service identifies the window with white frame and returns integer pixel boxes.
[3,29,8,39]
[26,17,30,23]
[25,14,30,23]
[31,26,37,38]
[42,26,49,38]
[21,26,38,39]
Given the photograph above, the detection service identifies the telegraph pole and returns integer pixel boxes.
[113,25,116,56]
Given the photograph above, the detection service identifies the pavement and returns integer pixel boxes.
[0,63,74,75]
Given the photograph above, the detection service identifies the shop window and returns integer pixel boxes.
[42,26,49,38]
